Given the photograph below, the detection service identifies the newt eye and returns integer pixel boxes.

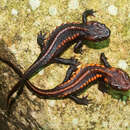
[111,82,122,90]
[114,85,121,90]
[117,86,122,90]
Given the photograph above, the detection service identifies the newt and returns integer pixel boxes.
[0,53,129,106]
[1,9,111,105]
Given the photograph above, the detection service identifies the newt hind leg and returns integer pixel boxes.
[63,65,77,82]
[37,31,47,52]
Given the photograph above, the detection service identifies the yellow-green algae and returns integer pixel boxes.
[0,0,130,130]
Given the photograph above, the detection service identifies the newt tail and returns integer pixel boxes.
[4,9,111,105]
[0,53,129,106]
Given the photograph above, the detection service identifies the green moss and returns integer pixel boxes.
[109,88,130,101]
[86,39,110,49]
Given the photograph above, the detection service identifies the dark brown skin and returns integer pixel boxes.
[4,9,111,105]
[23,10,111,80]
[106,68,130,91]
[0,53,129,106]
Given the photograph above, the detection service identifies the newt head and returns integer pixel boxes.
[85,21,111,42]
[108,68,130,91]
